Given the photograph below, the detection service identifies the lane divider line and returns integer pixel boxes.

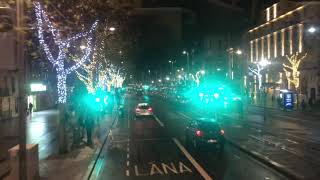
[172,138,213,180]
[177,112,192,120]
[153,115,164,127]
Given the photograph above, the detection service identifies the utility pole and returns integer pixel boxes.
[16,0,27,179]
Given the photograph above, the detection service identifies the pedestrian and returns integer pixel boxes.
[301,99,306,111]
[85,105,95,146]
[28,103,33,115]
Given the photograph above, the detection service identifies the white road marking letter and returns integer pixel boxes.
[150,163,164,175]
[134,165,148,176]
[161,163,178,174]
[179,162,192,173]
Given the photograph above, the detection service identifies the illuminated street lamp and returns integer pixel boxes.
[165,77,170,81]
[158,79,162,82]
[109,27,116,31]
[182,50,190,73]
[236,49,242,55]
[308,26,316,33]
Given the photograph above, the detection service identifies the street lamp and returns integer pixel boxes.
[158,79,162,82]
[200,70,205,75]
[168,60,174,74]
[165,77,170,81]
[236,49,242,55]
[182,50,190,74]
[109,27,116,31]
[308,26,316,33]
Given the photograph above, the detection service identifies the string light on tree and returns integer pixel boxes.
[283,52,307,90]
[34,1,98,103]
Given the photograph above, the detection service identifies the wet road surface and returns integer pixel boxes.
[90,95,287,180]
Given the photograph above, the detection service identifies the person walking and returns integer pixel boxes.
[28,103,33,115]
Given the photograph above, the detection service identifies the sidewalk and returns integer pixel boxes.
[39,111,116,180]
[222,111,320,180]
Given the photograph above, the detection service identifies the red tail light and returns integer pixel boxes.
[195,130,203,137]
[147,107,152,112]
[220,129,225,135]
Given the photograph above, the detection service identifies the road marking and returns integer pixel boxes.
[177,112,192,120]
[153,115,164,127]
[172,138,213,180]
[285,138,299,144]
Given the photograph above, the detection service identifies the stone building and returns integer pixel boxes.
[245,1,320,102]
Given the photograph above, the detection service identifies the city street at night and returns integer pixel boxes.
[88,94,300,180]
[1,0,320,179]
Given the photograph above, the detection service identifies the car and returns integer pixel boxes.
[135,103,153,117]
[185,118,225,153]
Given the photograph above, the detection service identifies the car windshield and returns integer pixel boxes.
[1,1,318,180]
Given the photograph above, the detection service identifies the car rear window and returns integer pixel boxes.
[198,121,219,131]
[139,105,150,109]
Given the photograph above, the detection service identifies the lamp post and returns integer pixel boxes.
[168,60,175,74]
[182,50,190,74]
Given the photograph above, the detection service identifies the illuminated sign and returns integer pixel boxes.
[30,83,47,92]
[283,92,293,109]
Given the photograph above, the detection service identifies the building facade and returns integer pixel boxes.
[245,1,320,102]
[0,7,19,120]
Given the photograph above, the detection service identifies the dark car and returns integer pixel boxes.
[185,118,225,153]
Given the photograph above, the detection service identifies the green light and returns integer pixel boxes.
[213,93,219,99]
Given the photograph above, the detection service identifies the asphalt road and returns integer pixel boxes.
[91,94,287,180]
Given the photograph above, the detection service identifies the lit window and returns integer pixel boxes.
[281,29,285,56]
[298,24,303,53]
[255,39,259,61]
[267,34,271,59]
[261,37,264,60]
[250,41,253,62]
[266,8,270,22]
[273,32,277,58]
[273,4,277,19]
[289,27,293,54]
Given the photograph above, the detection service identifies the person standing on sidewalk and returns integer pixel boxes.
[28,102,33,115]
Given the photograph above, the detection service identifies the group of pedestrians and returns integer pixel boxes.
[67,101,101,148]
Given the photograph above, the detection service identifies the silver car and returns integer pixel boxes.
[135,103,153,117]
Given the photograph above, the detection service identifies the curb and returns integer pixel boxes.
[226,138,303,180]
[82,108,118,180]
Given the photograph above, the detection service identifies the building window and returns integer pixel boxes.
[250,41,253,62]
[298,24,303,53]
[273,32,277,58]
[281,29,285,56]
[255,39,259,61]
[261,37,264,60]
[289,26,293,54]
[267,34,271,59]
[266,8,270,22]
[273,4,277,19]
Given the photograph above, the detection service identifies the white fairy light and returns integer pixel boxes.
[34,1,98,103]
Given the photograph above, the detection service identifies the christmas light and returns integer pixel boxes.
[283,52,307,90]
[34,1,98,103]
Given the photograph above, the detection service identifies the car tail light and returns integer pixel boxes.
[220,129,225,135]
[195,130,203,137]
[147,107,152,112]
